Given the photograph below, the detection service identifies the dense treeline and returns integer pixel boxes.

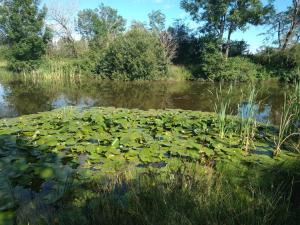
[0,0,299,82]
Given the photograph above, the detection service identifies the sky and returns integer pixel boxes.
[43,0,292,52]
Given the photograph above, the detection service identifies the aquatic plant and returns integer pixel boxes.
[274,90,300,156]
[211,84,232,139]
[0,107,299,224]
[238,88,258,152]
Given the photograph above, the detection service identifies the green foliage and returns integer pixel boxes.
[168,20,201,65]
[148,10,166,32]
[255,45,300,71]
[76,4,127,75]
[225,40,249,57]
[167,65,193,81]
[264,1,300,49]
[254,44,300,82]
[0,0,51,72]
[0,107,299,224]
[280,67,300,83]
[180,0,272,57]
[196,42,268,81]
[218,57,268,82]
[96,28,169,80]
[77,3,126,48]
[197,39,225,80]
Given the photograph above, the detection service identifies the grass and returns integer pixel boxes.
[274,85,300,156]
[0,58,195,82]
[167,65,193,81]
[13,166,297,225]
[211,84,232,139]
[1,160,298,225]
[238,88,258,153]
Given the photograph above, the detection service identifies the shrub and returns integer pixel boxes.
[217,57,268,82]
[254,45,300,81]
[280,67,300,83]
[167,65,192,81]
[198,41,225,80]
[95,28,169,80]
[197,55,268,82]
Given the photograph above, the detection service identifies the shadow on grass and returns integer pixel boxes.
[0,132,299,225]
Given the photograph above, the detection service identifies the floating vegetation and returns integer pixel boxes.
[0,107,299,224]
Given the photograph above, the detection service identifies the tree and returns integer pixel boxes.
[180,0,272,58]
[47,0,79,57]
[0,0,51,71]
[168,20,200,64]
[148,10,166,33]
[131,20,147,30]
[77,3,126,47]
[264,1,300,49]
[96,28,168,80]
[224,40,249,57]
[282,0,300,49]
[147,11,177,62]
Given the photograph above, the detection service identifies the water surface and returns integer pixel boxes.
[0,74,290,124]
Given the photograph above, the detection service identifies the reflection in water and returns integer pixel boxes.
[238,102,272,124]
[0,74,293,124]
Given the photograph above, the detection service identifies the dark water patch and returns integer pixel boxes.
[0,75,294,124]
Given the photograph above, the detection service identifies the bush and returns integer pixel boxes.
[254,45,300,82]
[197,41,225,80]
[167,65,192,81]
[280,67,300,83]
[197,53,268,82]
[95,28,169,80]
[217,57,269,82]
[255,45,300,71]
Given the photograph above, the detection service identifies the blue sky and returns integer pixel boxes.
[43,0,292,52]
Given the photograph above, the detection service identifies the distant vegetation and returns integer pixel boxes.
[0,0,299,81]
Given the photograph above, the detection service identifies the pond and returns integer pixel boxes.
[0,73,291,124]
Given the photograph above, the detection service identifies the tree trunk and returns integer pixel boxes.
[278,21,282,48]
[218,15,226,54]
[282,0,299,50]
[225,27,233,59]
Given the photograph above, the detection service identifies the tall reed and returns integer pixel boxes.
[274,84,300,156]
[238,88,258,152]
[211,84,232,139]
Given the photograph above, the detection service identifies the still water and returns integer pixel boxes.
[0,74,290,124]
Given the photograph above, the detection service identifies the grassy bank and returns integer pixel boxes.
[1,55,297,83]
[0,107,299,224]
[0,58,194,82]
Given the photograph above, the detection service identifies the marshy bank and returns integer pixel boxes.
[0,107,299,225]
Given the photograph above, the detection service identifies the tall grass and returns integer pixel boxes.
[274,84,300,156]
[27,59,82,81]
[13,166,294,225]
[211,84,232,139]
[167,65,192,81]
[238,88,258,152]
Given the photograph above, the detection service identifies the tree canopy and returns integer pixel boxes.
[0,0,51,71]
[180,0,273,57]
[265,0,300,49]
[77,3,126,44]
[148,10,166,33]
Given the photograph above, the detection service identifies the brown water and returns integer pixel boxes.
[0,74,291,124]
